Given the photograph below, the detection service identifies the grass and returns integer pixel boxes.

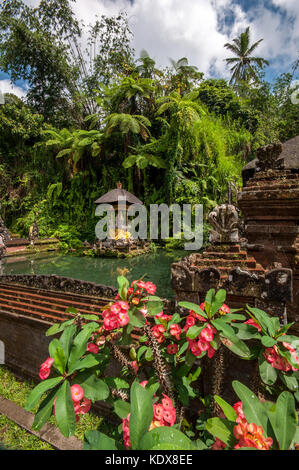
[0,366,115,450]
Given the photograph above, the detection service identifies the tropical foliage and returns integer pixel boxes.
[25,277,299,450]
[0,0,298,244]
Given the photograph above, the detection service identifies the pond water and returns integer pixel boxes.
[0,249,188,299]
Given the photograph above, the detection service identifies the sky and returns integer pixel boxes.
[0,0,298,98]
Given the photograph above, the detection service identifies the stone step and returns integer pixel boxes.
[202,251,248,260]
[192,258,257,269]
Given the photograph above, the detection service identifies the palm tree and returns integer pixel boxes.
[168,57,203,95]
[224,27,269,86]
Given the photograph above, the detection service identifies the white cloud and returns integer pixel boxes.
[20,0,299,80]
[0,79,27,99]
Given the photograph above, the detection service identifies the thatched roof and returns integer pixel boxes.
[242,135,299,185]
[94,182,143,205]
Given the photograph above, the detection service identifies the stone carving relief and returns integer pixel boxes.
[208,204,240,243]
[256,142,283,172]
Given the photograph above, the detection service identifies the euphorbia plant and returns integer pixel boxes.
[233,305,299,401]
[25,275,299,449]
[178,288,251,360]
[206,380,299,450]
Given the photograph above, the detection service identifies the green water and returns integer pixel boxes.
[1,250,187,299]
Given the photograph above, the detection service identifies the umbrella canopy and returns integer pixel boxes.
[94,182,143,205]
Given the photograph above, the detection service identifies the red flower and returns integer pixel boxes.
[163,407,176,426]
[86,342,99,354]
[39,357,54,381]
[200,324,214,342]
[219,304,230,315]
[145,281,157,295]
[167,343,178,355]
[78,398,92,415]
[130,360,139,373]
[70,384,84,403]
[118,310,129,327]
[211,438,226,450]
[244,319,261,332]
[152,324,166,343]
[169,323,181,340]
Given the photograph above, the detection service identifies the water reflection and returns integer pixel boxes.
[1,250,187,298]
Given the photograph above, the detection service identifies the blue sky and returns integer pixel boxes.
[0,0,298,98]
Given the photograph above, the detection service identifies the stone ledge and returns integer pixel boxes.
[0,395,83,450]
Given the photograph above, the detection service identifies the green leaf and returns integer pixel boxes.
[129,308,146,328]
[137,345,148,361]
[54,381,76,438]
[146,298,164,316]
[178,301,207,318]
[114,400,130,419]
[59,324,76,359]
[81,314,100,321]
[261,336,277,347]
[46,320,75,336]
[139,427,192,450]
[75,371,109,401]
[68,324,97,371]
[233,323,261,340]
[211,289,226,315]
[214,395,237,422]
[223,313,246,321]
[205,417,235,446]
[219,331,251,358]
[25,377,64,411]
[232,381,270,436]
[69,354,101,374]
[211,318,235,337]
[84,430,117,450]
[145,347,154,361]
[258,352,278,385]
[280,374,298,392]
[246,306,274,335]
[274,391,297,450]
[186,325,203,340]
[54,346,67,374]
[177,341,189,357]
[49,338,62,358]
[104,377,129,390]
[117,275,129,300]
[129,381,153,449]
[31,387,58,431]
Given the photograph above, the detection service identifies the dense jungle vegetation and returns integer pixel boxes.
[0,0,298,246]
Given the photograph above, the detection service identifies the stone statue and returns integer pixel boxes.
[0,234,6,259]
[208,203,240,243]
[0,218,10,243]
[29,220,39,246]
[256,142,283,172]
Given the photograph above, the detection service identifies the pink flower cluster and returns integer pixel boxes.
[184,311,216,358]
[53,384,91,422]
[115,280,157,306]
[122,390,176,450]
[70,384,91,421]
[39,357,54,380]
[232,401,273,450]
[150,394,176,429]
[102,300,130,331]
[212,401,273,450]
[264,343,299,372]
[152,310,182,345]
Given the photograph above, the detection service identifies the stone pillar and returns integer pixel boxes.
[238,143,299,330]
